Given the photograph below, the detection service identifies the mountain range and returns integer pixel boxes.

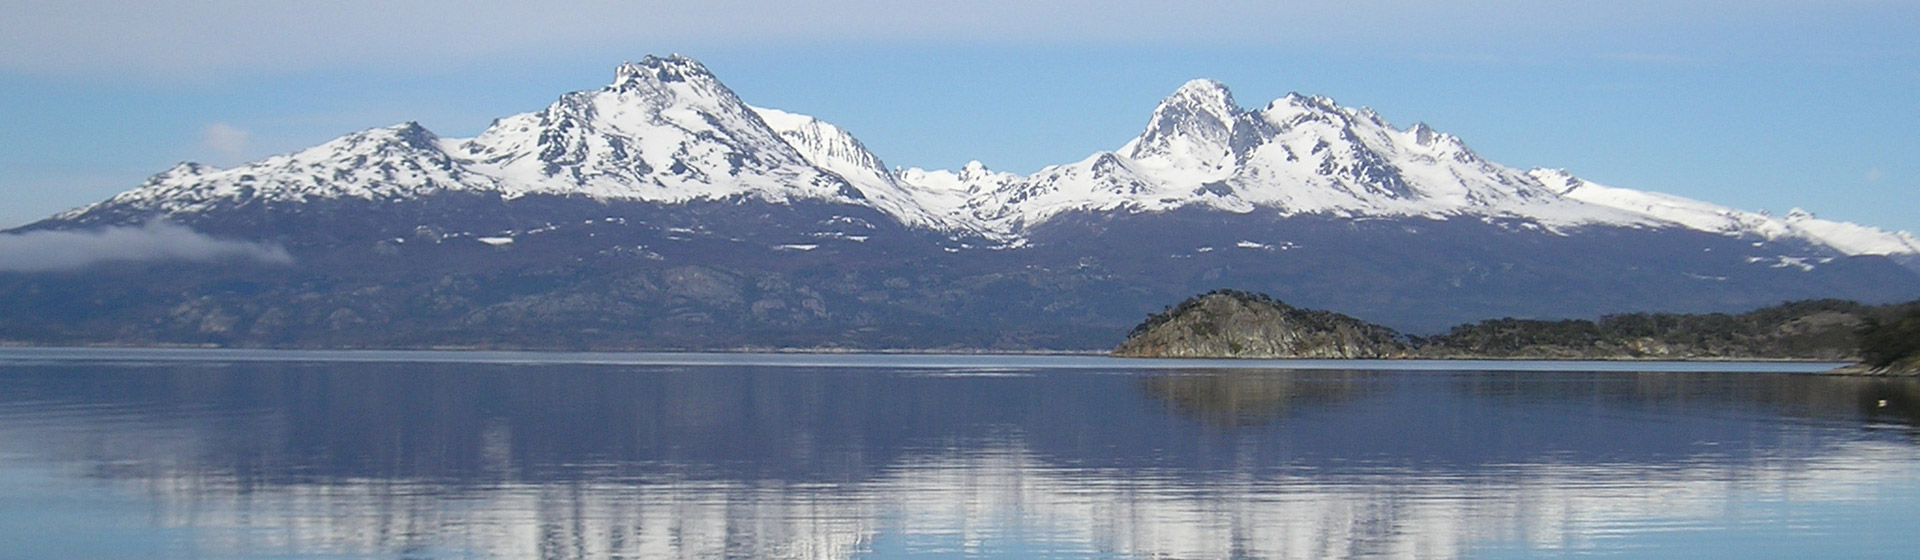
[5,54,1918,350]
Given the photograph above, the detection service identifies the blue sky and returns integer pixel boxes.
[1,1,1916,234]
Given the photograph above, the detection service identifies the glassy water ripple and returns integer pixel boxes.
[0,349,1915,559]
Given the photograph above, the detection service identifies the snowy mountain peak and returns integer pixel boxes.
[1409,122,1438,146]
[595,55,757,117]
[349,121,441,152]
[1168,79,1236,111]
[1268,92,1334,112]
[1261,93,1389,132]
[611,54,715,89]
[1125,79,1246,168]
[959,161,994,181]
[437,56,878,207]
[154,161,215,181]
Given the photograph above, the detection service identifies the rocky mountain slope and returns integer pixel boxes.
[5,55,1920,350]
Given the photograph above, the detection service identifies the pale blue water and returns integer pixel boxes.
[0,348,1913,559]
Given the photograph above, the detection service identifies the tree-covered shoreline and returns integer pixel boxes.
[1118,290,1919,371]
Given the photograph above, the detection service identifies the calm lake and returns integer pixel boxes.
[1,348,1915,559]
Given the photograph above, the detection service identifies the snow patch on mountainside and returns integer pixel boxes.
[749,106,979,233]
[1781,208,1920,256]
[1534,169,1920,257]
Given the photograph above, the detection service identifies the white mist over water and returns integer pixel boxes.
[0,221,291,272]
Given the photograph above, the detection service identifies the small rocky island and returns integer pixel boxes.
[1112,290,1407,358]
[1114,289,1920,371]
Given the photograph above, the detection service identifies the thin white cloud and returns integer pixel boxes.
[0,0,1903,80]
[0,221,292,272]
[202,122,250,161]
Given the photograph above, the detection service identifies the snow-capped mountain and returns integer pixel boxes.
[64,57,871,224]
[54,54,1919,260]
[11,54,1920,350]
[888,80,1916,257]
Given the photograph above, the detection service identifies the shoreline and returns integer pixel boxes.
[0,340,1855,363]
[0,344,1869,374]
[0,340,1109,356]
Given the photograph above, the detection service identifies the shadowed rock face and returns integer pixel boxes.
[1112,290,1408,358]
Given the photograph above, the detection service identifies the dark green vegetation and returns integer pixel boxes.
[1859,305,1920,373]
[1419,299,1916,360]
[1116,290,1920,363]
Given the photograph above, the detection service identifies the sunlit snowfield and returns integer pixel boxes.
[1,349,1915,559]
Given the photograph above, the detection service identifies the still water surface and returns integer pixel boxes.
[0,349,1915,559]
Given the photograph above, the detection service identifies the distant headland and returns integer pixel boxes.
[1114,289,1920,375]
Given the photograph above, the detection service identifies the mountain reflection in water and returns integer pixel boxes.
[1,355,1916,559]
